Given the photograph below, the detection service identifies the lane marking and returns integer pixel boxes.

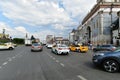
[56,60,59,63]
[53,57,56,60]
[0,66,2,69]
[2,62,8,66]
[77,75,87,80]
[60,63,65,67]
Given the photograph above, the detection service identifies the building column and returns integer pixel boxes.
[117,11,120,46]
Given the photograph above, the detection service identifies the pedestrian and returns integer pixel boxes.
[89,43,92,50]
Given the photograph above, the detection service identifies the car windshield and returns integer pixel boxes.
[101,45,111,47]
[114,49,120,52]
[33,43,41,46]
[59,44,67,47]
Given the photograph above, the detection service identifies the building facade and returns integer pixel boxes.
[78,0,120,46]
[46,35,54,44]
[69,29,78,44]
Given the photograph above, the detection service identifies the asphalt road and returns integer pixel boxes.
[0,45,120,80]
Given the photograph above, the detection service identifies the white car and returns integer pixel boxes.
[0,42,14,50]
[46,44,53,49]
[51,44,70,55]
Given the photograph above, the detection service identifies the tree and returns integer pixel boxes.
[31,35,35,40]
[13,38,24,44]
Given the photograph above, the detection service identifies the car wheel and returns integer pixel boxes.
[9,47,13,50]
[78,49,81,53]
[103,60,119,73]
[55,50,58,54]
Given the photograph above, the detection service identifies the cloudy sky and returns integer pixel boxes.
[0,0,96,40]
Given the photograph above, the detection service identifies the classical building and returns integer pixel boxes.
[69,29,78,44]
[79,0,120,45]
[54,37,69,45]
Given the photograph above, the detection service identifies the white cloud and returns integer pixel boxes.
[0,0,71,26]
[15,26,28,33]
[62,0,96,20]
[0,22,28,38]
[54,24,66,30]
[0,0,97,39]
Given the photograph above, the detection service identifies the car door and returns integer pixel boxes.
[52,44,57,52]
[0,44,7,49]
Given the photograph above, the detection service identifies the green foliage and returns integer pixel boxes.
[13,38,24,44]
[0,39,10,43]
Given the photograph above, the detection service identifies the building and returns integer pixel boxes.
[69,29,78,44]
[78,0,120,45]
[54,37,69,45]
[46,35,54,44]
[112,11,120,46]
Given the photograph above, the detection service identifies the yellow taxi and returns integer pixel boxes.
[79,44,88,53]
[69,45,79,51]
[69,44,88,53]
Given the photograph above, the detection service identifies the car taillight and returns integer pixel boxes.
[32,46,34,48]
[58,48,62,50]
[112,47,116,51]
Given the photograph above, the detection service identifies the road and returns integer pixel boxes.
[0,45,120,80]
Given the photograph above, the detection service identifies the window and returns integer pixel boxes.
[104,0,115,2]
[117,0,120,2]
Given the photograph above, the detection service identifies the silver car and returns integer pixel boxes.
[31,43,43,52]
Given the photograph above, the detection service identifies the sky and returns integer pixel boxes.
[0,0,96,41]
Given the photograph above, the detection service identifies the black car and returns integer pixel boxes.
[93,44,116,52]
[92,49,120,73]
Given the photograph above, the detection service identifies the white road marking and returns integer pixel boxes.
[0,66,2,69]
[56,60,59,63]
[53,57,56,60]
[2,62,8,66]
[77,75,87,80]
[60,63,65,67]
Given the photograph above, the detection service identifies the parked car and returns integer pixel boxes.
[93,44,116,52]
[0,42,14,50]
[69,44,88,53]
[31,43,43,52]
[51,44,70,55]
[92,49,120,73]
